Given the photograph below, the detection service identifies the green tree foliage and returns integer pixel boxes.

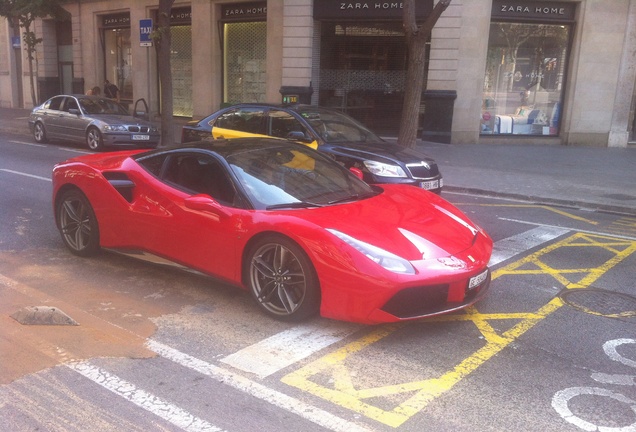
[0,0,69,107]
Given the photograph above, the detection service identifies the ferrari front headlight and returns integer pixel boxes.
[363,160,407,178]
[327,229,415,274]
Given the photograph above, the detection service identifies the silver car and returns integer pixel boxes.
[28,94,160,151]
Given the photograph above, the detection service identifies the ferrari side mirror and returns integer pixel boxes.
[184,194,231,218]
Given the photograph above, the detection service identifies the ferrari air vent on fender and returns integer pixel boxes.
[103,172,135,203]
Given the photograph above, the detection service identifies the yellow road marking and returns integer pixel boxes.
[282,233,636,427]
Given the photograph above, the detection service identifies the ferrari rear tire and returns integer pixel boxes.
[33,121,48,143]
[86,127,104,151]
[56,189,101,256]
[246,235,320,321]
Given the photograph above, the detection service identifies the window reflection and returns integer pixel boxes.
[481,23,570,136]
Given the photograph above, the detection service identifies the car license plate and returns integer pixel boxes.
[420,179,439,190]
[468,269,489,290]
[132,135,150,140]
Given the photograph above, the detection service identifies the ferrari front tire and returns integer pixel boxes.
[246,235,320,321]
[86,127,104,151]
[56,189,101,256]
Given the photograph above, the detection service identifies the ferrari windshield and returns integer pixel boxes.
[79,97,129,116]
[298,108,385,144]
[227,144,377,209]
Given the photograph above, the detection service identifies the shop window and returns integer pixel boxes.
[171,25,193,117]
[481,22,570,136]
[223,22,267,104]
[318,22,412,136]
[104,28,132,101]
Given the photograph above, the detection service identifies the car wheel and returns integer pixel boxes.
[56,189,101,256]
[86,127,104,151]
[245,235,320,321]
[33,121,48,143]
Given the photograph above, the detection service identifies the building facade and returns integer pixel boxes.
[0,0,635,147]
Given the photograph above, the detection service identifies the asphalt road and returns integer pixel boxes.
[1,133,636,432]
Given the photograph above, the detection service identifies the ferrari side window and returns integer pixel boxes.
[161,154,236,205]
[137,154,169,177]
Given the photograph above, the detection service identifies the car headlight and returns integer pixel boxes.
[150,126,159,133]
[103,125,128,132]
[327,229,415,274]
[363,161,407,178]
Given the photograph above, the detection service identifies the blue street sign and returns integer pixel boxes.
[140,18,153,47]
[11,36,20,48]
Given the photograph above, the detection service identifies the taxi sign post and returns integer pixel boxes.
[140,19,153,47]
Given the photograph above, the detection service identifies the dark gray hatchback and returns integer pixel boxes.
[181,104,443,193]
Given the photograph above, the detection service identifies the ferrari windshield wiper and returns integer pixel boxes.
[327,191,377,205]
[266,201,323,210]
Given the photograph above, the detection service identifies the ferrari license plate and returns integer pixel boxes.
[132,135,150,140]
[468,269,489,290]
[420,179,439,190]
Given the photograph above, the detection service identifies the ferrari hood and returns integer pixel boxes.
[322,141,437,165]
[298,186,480,261]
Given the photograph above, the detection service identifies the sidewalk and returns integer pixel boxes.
[416,141,636,216]
[3,106,635,216]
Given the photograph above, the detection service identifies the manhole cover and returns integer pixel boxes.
[10,306,79,326]
[559,288,636,318]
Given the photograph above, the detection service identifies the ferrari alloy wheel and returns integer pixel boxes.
[246,236,320,321]
[86,127,104,151]
[33,122,47,143]
[56,189,100,256]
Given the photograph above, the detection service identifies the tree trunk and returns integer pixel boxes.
[398,35,427,149]
[24,23,37,107]
[156,0,175,147]
[398,0,451,149]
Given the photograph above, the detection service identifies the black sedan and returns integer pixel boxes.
[181,104,443,193]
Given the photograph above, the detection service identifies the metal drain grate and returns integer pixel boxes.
[559,288,636,318]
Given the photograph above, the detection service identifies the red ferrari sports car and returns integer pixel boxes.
[52,138,492,324]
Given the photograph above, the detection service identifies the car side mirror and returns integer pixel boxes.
[184,194,231,219]
[69,108,80,116]
[349,167,364,180]
[286,131,311,142]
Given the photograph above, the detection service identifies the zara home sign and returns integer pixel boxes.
[492,0,576,22]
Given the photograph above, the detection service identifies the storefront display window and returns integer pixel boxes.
[482,2,574,136]
[318,22,409,135]
[168,8,193,117]
[171,25,193,117]
[223,21,267,104]
[102,13,132,102]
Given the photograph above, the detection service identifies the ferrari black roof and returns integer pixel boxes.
[135,137,312,159]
